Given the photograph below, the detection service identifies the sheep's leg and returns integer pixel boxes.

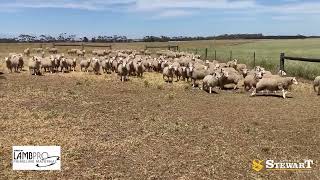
[282,89,286,99]
[250,88,256,97]
[209,87,212,94]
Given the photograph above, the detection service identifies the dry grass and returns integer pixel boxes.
[0,41,319,179]
[0,70,319,179]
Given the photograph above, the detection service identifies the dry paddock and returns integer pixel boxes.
[0,71,319,179]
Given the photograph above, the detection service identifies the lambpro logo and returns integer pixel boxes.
[252,159,314,172]
[12,146,61,170]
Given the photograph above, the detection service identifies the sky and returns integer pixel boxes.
[0,0,319,38]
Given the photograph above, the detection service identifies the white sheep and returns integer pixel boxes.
[28,57,41,75]
[202,72,222,94]
[163,65,174,83]
[24,48,30,56]
[118,61,128,82]
[41,57,54,73]
[244,71,263,91]
[313,76,320,95]
[80,59,91,72]
[227,59,237,69]
[77,50,85,57]
[252,77,298,98]
[91,58,101,75]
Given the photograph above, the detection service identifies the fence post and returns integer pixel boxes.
[280,53,285,71]
[53,43,55,48]
[195,49,198,54]
[145,46,148,51]
[253,51,256,67]
[230,51,233,61]
[81,43,84,50]
[205,48,208,60]
[215,50,217,60]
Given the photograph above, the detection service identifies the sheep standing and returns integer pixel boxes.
[80,59,91,72]
[59,58,69,73]
[244,71,263,91]
[202,72,222,94]
[68,49,78,55]
[219,69,242,90]
[118,61,128,82]
[101,59,110,74]
[24,48,30,56]
[5,57,12,73]
[41,57,54,73]
[313,76,320,95]
[77,50,86,57]
[91,58,101,75]
[48,48,58,54]
[33,48,43,53]
[28,57,41,75]
[66,58,77,72]
[252,77,298,98]
[227,59,237,69]
[163,65,174,83]
[134,61,144,78]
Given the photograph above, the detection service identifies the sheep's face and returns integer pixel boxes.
[5,57,9,62]
[278,70,287,76]
[221,70,229,78]
[255,72,263,79]
[242,68,248,75]
[292,78,298,85]
[214,72,222,79]
[189,66,194,72]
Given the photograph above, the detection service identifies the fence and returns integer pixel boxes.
[190,48,257,67]
[145,45,179,51]
[52,43,112,50]
[280,52,320,71]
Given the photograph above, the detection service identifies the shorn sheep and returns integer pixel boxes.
[80,59,91,72]
[28,57,41,75]
[251,77,298,99]
[118,61,128,82]
[202,72,222,94]
[163,65,174,83]
[313,76,320,95]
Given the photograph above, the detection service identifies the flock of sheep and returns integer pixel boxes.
[5,46,320,99]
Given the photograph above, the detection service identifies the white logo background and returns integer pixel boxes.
[12,146,61,170]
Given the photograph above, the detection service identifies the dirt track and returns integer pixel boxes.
[0,71,319,179]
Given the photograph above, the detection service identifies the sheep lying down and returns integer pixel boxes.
[251,77,298,99]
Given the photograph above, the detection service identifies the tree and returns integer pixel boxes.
[82,37,89,42]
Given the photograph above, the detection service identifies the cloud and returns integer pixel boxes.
[2,0,320,19]
[150,9,195,19]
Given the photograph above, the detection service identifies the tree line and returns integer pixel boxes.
[0,33,318,43]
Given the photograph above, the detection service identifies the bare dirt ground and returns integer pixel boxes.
[0,70,319,179]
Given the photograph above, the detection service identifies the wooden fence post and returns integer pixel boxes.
[53,43,55,48]
[205,48,208,60]
[195,49,198,54]
[230,51,233,61]
[280,53,285,71]
[253,51,256,67]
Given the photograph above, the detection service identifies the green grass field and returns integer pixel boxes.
[1,39,320,79]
